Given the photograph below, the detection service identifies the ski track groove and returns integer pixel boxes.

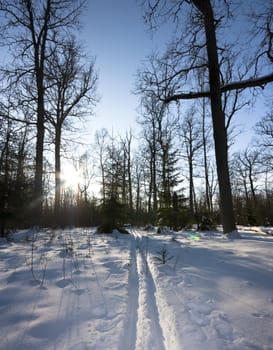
[149,257,212,349]
[146,236,265,349]
[148,237,225,349]
[145,237,183,350]
[4,229,271,349]
[118,237,138,350]
[135,236,166,350]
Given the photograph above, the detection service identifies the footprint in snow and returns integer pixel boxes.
[68,341,89,350]
[214,318,234,340]
[96,320,115,332]
[56,279,71,288]
[179,275,192,287]
[188,301,213,316]
[91,304,107,318]
[182,324,207,342]
[189,308,210,326]
[251,312,271,319]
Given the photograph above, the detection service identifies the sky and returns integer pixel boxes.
[78,0,271,149]
[81,0,155,136]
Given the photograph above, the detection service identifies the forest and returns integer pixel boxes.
[0,0,272,236]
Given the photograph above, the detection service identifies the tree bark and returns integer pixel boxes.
[189,151,195,215]
[54,126,62,216]
[192,0,236,234]
[29,0,50,220]
[202,99,212,212]
[33,82,45,220]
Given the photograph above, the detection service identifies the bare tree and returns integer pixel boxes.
[76,152,94,205]
[133,153,146,215]
[94,128,110,204]
[137,95,163,214]
[120,130,134,210]
[138,0,273,234]
[0,107,33,234]
[231,148,262,224]
[255,108,273,170]
[45,37,98,216]
[0,0,87,219]
[180,106,203,216]
[200,98,215,213]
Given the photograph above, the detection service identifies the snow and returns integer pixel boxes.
[0,227,273,350]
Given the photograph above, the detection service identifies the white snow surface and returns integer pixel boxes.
[0,226,273,350]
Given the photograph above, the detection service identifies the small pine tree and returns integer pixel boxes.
[97,196,128,234]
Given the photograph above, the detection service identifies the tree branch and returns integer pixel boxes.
[165,72,273,102]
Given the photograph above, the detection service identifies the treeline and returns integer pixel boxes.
[1,105,272,234]
[0,1,98,235]
[0,0,273,235]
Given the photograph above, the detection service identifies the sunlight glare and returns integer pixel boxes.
[61,165,81,189]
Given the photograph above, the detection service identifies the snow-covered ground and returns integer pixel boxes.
[0,226,273,350]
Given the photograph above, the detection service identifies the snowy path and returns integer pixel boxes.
[119,237,138,350]
[135,236,165,350]
[143,232,273,350]
[1,228,273,349]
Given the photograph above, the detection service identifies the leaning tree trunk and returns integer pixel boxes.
[192,0,236,234]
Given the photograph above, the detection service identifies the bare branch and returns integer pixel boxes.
[165,72,273,103]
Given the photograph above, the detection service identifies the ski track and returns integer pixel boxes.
[147,234,273,350]
[135,237,165,350]
[1,228,273,350]
[118,237,138,350]
[148,236,237,350]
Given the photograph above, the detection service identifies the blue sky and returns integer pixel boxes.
[80,0,271,149]
[81,0,157,135]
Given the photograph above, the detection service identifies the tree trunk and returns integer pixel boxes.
[148,158,153,213]
[249,170,257,204]
[192,0,236,234]
[136,170,141,213]
[0,130,10,237]
[54,126,62,217]
[33,81,45,220]
[31,0,51,222]
[189,154,194,215]
[127,149,133,211]
[202,99,212,212]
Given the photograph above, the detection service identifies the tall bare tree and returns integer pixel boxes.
[255,108,273,169]
[45,38,98,216]
[120,130,134,210]
[138,0,273,234]
[231,148,262,225]
[0,0,87,219]
[180,107,203,216]
[94,128,110,204]
[137,95,163,214]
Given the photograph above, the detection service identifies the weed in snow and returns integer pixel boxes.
[154,244,173,264]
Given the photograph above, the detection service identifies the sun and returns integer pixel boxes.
[61,165,81,190]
